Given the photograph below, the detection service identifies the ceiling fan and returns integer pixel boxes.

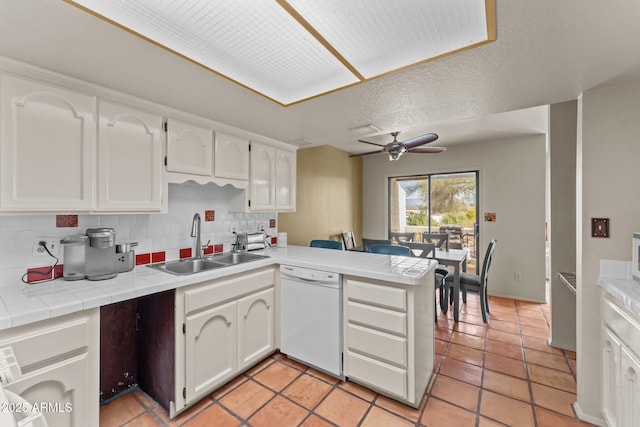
[350,131,445,161]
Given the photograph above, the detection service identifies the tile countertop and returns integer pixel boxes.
[599,259,640,316]
[0,245,437,331]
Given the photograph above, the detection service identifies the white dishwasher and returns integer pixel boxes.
[280,265,343,378]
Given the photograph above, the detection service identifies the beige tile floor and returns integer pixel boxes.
[100,292,596,426]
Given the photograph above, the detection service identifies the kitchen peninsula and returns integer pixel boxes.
[0,246,436,425]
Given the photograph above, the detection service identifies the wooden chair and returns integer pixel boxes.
[310,239,343,250]
[368,244,411,256]
[445,239,497,322]
[341,231,359,251]
[390,232,415,245]
[423,232,449,250]
[361,238,392,252]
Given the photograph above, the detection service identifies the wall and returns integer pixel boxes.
[278,145,362,247]
[575,81,640,422]
[0,182,276,286]
[362,134,547,303]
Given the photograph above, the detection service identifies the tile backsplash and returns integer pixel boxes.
[0,182,277,286]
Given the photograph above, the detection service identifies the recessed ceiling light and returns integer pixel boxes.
[66,0,496,106]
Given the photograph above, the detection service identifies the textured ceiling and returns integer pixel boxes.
[1,0,639,155]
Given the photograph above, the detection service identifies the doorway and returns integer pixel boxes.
[388,171,479,272]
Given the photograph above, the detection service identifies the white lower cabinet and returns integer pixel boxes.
[0,309,100,427]
[601,292,640,427]
[175,267,276,413]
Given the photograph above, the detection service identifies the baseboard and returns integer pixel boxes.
[573,402,606,426]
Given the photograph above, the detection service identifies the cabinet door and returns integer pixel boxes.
[275,148,296,211]
[215,132,249,180]
[166,118,213,176]
[237,288,275,370]
[602,325,621,427]
[97,100,163,211]
[6,353,96,427]
[185,300,237,404]
[0,75,95,210]
[250,142,276,210]
[620,346,640,427]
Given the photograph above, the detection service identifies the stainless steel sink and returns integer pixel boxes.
[148,252,269,275]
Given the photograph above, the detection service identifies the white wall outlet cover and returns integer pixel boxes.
[32,239,59,257]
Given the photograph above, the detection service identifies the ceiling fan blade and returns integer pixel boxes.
[349,149,385,157]
[406,146,446,153]
[358,139,387,148]
[402,133,439,149]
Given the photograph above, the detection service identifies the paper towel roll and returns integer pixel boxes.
[277,232,287,247]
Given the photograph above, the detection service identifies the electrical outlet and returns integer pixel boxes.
[32,239,59,257]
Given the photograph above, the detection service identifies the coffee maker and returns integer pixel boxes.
[85,228,117,280]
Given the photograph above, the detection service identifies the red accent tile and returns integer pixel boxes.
[56,215,78,228]
[203,246,214,255]
[151,252,166,263]
[205,210,215,221]
[269,219,276,228]
[26,266,52,283]
[54,264,64,279]
[180,248,192,259]
[214,244,224,253]
[136,253,151,265]
[271,237,277,245]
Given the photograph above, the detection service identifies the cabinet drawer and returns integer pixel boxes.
[602,295,640,358]
[0,310,94,371]
[347,324,407,367]
[347,301,407,336]
[346,351,407,399]
[184,267,275,315]
[346,279,406,311]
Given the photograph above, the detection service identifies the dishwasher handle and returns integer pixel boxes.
[280,272,340,288]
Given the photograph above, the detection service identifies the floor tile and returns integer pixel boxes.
[525,347,571,372]
[531,383,577,416]
[446,342,485,366]
[152,398,211,427]
[534,407,595,427]
[430,375,480,412]
[435,338,448,355]
[279,355,310,372]
[282,374,333,409]
[520,324,550,339]
[183,404,240,427]
[315,388,369,427]
[484,352,527,379]
[420,397,477,427]
[244,358,274,376]
[218,380,275,419]
[485,339,524,361]
[439,357,483,386]
[374,394,424,422]
[522,335,564,355]
[248,395,308,427]
[478,416,509,426]
[453,322,488,339]
[123,413,162,426]
[487,329,522,346]
[482,369,531,402]
[338,380,377,402]
[480,390,535,427]
[488,319,520,334]
[100,393,146,427]
[361,406,414,427]
[528,364,577,393]
[211,375,248,400]
[306,367,340,385]
[451,330,486,350]
[252,360,301,392]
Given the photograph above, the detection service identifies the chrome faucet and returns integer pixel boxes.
[190,213,202,258]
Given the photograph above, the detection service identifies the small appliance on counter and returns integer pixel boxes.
[237,232,267,252]
[115,242,138,273]
[60,235,88,281]
[86,228,117,280]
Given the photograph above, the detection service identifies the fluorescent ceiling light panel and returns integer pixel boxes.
[67,0,494,105]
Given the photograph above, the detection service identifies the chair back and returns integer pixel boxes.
[480,239,497,288]
[423,232,449,250]
[403,241,436,258]
[368,244,411,256]
[390,232,415,244]
[341,231,357,250]
[362,238,392,252]
[310,239,343,250]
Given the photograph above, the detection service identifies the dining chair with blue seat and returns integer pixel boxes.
[361,238,392,252]
[445,239,497,322]
[310,240,343,250]
[368,244,411,256]
[404,241,448,321]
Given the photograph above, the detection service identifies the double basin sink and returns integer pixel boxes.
[148,252,269,276]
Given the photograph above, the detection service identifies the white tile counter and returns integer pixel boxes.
[598,259,640,316]
[0,246,437,330]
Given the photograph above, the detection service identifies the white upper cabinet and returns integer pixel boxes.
[166,118,213,176]
[275,147,296,211]
[97,100,163,211]
[214,131,249,181]
[0,74,96,211]
[250,141,277,211]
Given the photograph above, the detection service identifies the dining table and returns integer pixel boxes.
[432,248,470,323]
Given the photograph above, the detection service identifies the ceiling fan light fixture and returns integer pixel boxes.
[389,152,401,161]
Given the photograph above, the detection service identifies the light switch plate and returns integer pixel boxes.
[591,218,609,238]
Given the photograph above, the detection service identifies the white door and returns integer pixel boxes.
[250,142,276,210]
[275,148,296,211]
[0,75,95,211]
[215,132,249,180]
[602,325,621,427]
[184,301,237,404]
[620,346,640,427]
[237,288,274,370]
[97,100,163,211]
[166,118,212,176]
[7,353,96,427]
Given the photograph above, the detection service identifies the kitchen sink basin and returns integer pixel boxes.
[148,252,269,275]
